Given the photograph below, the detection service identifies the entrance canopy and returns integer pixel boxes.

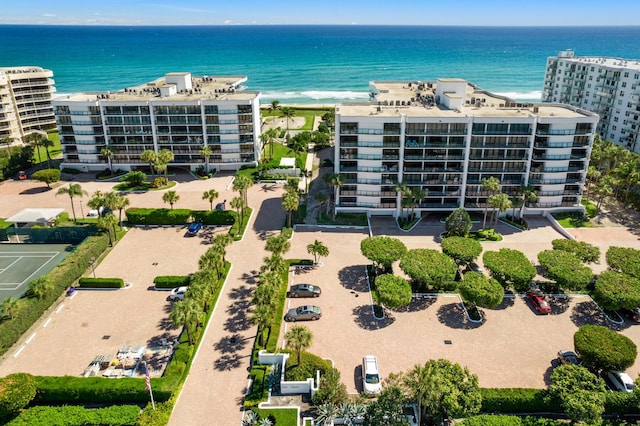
[5,208,65,226]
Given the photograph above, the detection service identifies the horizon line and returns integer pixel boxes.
[1,23,640,28]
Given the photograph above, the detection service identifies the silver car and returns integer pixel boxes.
[284,305,322,321]
[287,284,321,298]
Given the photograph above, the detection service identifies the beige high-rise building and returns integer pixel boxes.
[0,66,57,145]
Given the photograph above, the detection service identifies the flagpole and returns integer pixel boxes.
[144,362,156,410]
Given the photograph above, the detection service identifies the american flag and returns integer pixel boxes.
[144,364,151,391]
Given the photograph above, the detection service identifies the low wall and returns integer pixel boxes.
[542,211,575,240]
[258,350,319,397]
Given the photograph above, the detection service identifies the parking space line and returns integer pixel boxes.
[55,304,64,314]
[43,318,52,328]
[25,333,36,344]
[13,346,24,358]
[69,291,78,300]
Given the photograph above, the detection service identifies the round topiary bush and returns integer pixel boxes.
[375,274,412,309]
[574,325,637,372]
[0,373,37,419]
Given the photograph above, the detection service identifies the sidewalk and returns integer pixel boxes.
[169,183,285,426]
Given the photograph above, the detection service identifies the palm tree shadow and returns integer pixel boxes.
[214,333,249,354]
[338,265,369,293]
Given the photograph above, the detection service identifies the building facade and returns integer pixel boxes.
[0,66,57,144]
[54,72,261,172]
[542,50,640,153]
[335,78,599,217]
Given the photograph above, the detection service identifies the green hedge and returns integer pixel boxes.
[153,275,190,289]
[78,277,124,289]
[604,390,640,414]
[0,233,110,357]
[6,405,140,426]
[33,376,172,405]
[479,388,562,413]
[125,208,235,226]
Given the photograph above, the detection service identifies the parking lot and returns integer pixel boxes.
[282,223,640,392]
[0,227,222,377]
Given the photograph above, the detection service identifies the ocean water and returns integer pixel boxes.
[2,25,640,105]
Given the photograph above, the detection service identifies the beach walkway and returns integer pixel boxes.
[169,183,285,426]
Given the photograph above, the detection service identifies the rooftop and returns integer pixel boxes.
[337,79,596,119]
[552,50,640,71]
[55,74,259,103]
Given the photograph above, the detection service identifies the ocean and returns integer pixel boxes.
[2,25,640,105]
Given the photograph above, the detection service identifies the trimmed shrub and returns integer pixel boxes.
[374,274,412,309]
[537,249,593,291]
[77,277,124,289]
[191,210,236,226]
[593,270,640,311]
[31,168,60,187]
[6,404,140,426]
[284,350,332,382]
[574,325,637,372]
[463,415,522,425]
[0,373,36,419]
[441,236,482,266]
[153,275,190,289]
[33,376,172,405]
[551,239,600,263]
[124,208,191,225]
[136,401,173,426]
[604,390,640,414]
[459,272,504,309]
[483,249,536,291]
[360,236,407,271]
[606,246,640,279]
[479,388,561,413]
[400,248,457,291]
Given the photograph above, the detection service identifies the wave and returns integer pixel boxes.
[494,90,542,101]
[260,90,370,100]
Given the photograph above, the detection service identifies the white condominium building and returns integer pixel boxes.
[335,78,599,217]
[54,72,261,172]
[0,66,57,144]
[543,49,640,154]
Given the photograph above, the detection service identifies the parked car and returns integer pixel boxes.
[606,371,636,392]
[169,286,188,301]
[621,307,640,322]
[284,305,322,322]
[557,350,580,366]
[526,289,551,314]
[186,221,203,236]
[466,262,484,274]
[362,355,382,395]
[287,284,321,298]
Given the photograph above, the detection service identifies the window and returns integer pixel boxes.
[614,117,619,122]
[624,72,629,78]
[622,82,627,88]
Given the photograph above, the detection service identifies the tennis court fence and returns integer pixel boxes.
[1,226,98,244]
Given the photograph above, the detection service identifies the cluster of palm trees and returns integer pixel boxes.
[249,234,291,346]
[282,178,300,228]
[27,132,54,169]
[317,172,344,220]
[231,174,252,224]
[395,183,427,222]
[478,177,537,231]
[586,136,640,212]
[171,233,232,345]
[86,189,131,245]
[140,149,175,184]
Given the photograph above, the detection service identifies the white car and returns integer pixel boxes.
[362,355,382,395]
[169,286,188,301]
[606,371,636,392]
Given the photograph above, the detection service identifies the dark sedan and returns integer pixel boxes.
[284,305,322,322]
[287,284,321,298]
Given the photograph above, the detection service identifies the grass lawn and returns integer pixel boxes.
[581,198,597,218]
[554,214,595,228]
[32,131,62,166]
[112,180,177,192]
[252,408,299,425]
[318,212,368,226]
[262,107,332,131]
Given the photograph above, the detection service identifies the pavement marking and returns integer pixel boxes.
[25,333,36,344]
[69,291,78,300]
[43,317,52,328]
[13,346,24,358]
[55,304,64,314]
[443,294,458,298]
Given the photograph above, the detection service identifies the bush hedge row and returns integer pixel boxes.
[6,405,140,426]
[125,208,235,226]
[0,234,110,357]
[153,275,190,289]
[77,277,124,289]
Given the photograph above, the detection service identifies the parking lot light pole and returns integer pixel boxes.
[90,256,96,278]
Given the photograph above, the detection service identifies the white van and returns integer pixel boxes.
[362,355,381,394]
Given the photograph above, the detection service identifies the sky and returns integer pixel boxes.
[1,0,640,26]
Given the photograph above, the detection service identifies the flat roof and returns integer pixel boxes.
[55,74,259,103]
[337,80,597,119]
[554,55,640,71]
[5,208,64,224]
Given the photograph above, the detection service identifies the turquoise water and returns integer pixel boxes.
[2,25,640,104]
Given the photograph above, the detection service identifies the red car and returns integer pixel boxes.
[526,290,551,314]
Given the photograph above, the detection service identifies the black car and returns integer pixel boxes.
[287,284,321,298]
[557,350,581,366]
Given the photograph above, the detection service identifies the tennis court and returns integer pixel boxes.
[0,244,72,301]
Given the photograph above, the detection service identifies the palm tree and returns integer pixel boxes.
[162,190,180,209]
[202,189,219,211]
[260,253,287,274]
[56,183,88,222]
[394,183,410,218]
[324,173,345,220]
[269,99,281,115]
[28,276,54,299]
[614,159,640,207]
[87,190,105,212]
[200,145,212,174]
[140,149,157,179]
[212,233,234,262]
[27,132,45,167]
[520,185,537,219]
[101,147,114,172]
[0,297,19,319]
[287,136,307,169]
[250,304,275,346]
[233,174,253,205]
[106,193,130,227]
[199,246,225,279]
[585,166,601,203]
[404,364,431,426]
[314,403,339,426]
[285,325,313,365]
[42,137,54,169]
[170,298,202,345]
[409,186,427,220]
[314,192,328,219]
[481,176,500,228]
[281,106,296,136]
[282,191,299,228]
[489,193,512,229]
[98,213,119,246]
[157,149,174,183]
[595,175,615,214]
[230,196,247,224]
[265,234,291,257]
[307,240,329,265]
